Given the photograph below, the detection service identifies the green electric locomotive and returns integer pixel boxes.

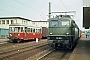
[47,15,79,49]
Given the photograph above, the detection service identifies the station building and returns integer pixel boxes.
[0,17,32,39]
[0,17,32,29]
[32,20,48,27]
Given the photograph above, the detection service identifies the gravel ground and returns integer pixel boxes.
[25,47,53,60]
[0,39,9,44]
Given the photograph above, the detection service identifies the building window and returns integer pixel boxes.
[43,22,45,24]
[6,20,9,24]
[22,20,23,24]
[26,21,27,23]
[24,21,25,24]
[0,21,1,24]
[2,20,5,24]
[33,22,35,25]
[11,20,14,24]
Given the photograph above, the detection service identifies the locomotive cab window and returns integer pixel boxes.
[61,20,70,26]
[50,20,58,26]
[72,21,76,26]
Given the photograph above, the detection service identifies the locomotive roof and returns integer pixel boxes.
[60,17,73,21]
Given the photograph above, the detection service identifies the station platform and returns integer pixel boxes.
[69,35,90,60]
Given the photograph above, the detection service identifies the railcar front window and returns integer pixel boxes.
[51,20,58,26]
[9,27,14,32]
[14,27,22,32]
[15,27,20,32]
[61,20,70,26]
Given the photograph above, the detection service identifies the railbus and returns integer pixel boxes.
[8,23,42,43]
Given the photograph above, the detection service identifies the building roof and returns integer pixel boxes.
[32,20,48,22]
[0,17,32,21]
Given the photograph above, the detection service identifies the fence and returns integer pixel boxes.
[0,28,8,39]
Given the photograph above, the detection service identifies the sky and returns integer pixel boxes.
[83,0,90,7]
[0,0,85,30]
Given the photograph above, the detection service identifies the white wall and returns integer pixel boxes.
[32,21,48,27]
[0,18,31,29]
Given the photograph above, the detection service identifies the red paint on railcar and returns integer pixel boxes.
[8,23,42,42]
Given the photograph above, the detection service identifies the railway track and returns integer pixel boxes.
[0,40,48,60]
[37,49,72,60]
[37,49,55,60]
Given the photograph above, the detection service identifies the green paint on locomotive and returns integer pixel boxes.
[48,16,79,49]
[48,17,78,36]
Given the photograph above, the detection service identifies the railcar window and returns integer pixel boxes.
[31,28,33,32]
[29,28,31,32]
[39,29,41,33]
[33,29,35,32]
[61,20,70,26]
[27,28,30,32]
[21,27,23,32]
[25,27,27,32]
[38,29,40,32]
[36,29,37,32]
[51,20,58,26]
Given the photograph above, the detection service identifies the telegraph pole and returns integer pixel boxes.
[49,2,51,19]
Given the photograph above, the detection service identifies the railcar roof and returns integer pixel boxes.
[9,23,26,26]
[9,23,41,28]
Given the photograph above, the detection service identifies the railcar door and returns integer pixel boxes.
[24,27,28,40]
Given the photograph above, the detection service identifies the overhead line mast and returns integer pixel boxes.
[49,2,51,19]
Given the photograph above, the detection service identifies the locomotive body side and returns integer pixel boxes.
[47,17,79,49]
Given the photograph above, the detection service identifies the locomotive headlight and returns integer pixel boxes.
[66,33,69,35]
[56,37,58,39]
[10,34,12,36]
[50,33,52,34]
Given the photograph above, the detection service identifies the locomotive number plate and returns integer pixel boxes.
[58,40,60,42]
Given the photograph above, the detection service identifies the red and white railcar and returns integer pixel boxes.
[8,23,42,43]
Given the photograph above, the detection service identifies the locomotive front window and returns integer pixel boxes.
[51,20,58,26]
[61,20,70,26]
